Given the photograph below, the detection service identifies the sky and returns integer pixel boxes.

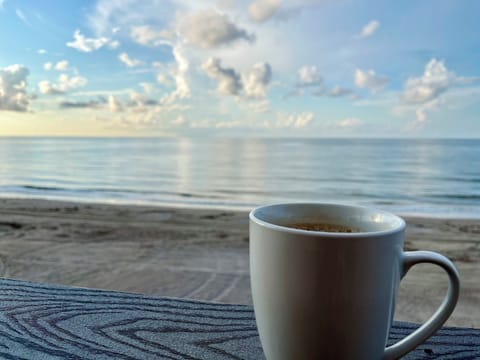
[0,0,479,137]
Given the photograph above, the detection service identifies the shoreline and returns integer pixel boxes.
[0,197,478,328]
[2,194,480,220]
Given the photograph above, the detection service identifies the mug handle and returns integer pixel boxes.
[383,251,460,360]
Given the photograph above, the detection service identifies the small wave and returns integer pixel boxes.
[20,185,156,195]
[430,194,480,200]
[23,185,64,191]
[437,177,480,183]
[2,184,227,201]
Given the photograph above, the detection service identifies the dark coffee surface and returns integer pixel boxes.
[287,222,359,233]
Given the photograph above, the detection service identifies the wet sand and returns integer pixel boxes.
[0,198,478,327]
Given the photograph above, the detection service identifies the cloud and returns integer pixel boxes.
[298,65,321,86]
[354,68,388,92]
[118,52,143,67]
[215,0,236,10]
[140,82,154,94]
[126,91,159,109]
[59,91,160,113]
[16,9,31,26]
[108,95,124,112]
[277,111,315,128]
[243,62,272,99]
[55,60,69,71]
[86,0,173,37]
[359,20,379,38]
[37,49,47,55]
[166,46,191,101]
[202,57,242,96]
[401,59,480,122]
[59,97,107,109]
[326,86,353,97]
[179,9,254,48]
[38,74,88,95]
[38,82,60,95]
[246,0,330,22]
[108,40,120,49]
[249,99,269,113]
[66,30,110,52]
[152,46,191,101]
[415,100,441,123]
[130,25,173,46]
[156,73,170,85]
[44,61,69,72]
[402,59,452,104]
[338,117,362,128]
[0,64,32,112]
[98,89,189,128]
[292,111,314,128]
[202,57,272,99]
[290,65,353,98]
[313,85,353,98]
[248,0,280,22]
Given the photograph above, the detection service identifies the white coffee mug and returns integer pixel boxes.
[249,203,460,360]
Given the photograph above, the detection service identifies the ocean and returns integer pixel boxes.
[0,137,479,218]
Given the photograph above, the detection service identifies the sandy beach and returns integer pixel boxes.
[0,198,478,328]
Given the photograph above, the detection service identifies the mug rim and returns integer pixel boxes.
[249,202,406,238]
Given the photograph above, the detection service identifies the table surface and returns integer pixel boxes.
[0,278,478,359]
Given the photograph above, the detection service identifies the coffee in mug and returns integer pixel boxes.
[287,222,359,232]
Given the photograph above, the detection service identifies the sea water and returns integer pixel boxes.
[0,137,478,218]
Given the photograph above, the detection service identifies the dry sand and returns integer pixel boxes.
[0,198,478,328]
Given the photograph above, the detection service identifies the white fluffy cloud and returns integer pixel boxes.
[166,46,191,101]
[55,60,69,71]
[403,59,452,104]
[118,52,143,67]
[202,58,272,98]
[44,60,69,72]
[243,62,272,98]
[38,74,88,95]
[248,0,280,22]
[0,64,32,112]
[66,30,110,52]
[130,25,173,46]
[202,57,242,95]
[108,95,124,112]
[298,65,321,86]
[354,68,388,92]
[179,9,254,48]
[359,20,379,38]
[145,45,189,106]
[401,59,480,122]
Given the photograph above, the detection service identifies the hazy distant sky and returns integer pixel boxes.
[0,0,479,137]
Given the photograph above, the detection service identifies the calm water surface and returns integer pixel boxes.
[0,137,479,217]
